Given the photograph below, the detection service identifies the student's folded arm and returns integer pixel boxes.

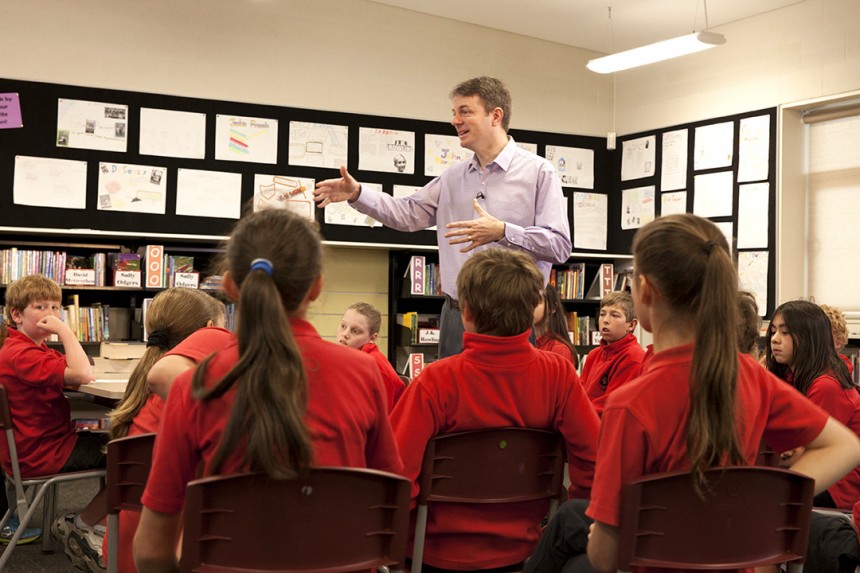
[58,325,94,386]
[587,520,619,573]
[790,417,860,495]
[133,506,181,573]
[147,355,196,400]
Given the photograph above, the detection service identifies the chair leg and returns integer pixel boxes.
[412,505,429,573]
[41,483,57,553]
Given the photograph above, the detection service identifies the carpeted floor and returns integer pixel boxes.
[2,477,103,573]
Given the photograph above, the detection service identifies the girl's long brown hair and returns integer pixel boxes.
[632,214,744,493]
[109,288,225,439]
[193,209,320,479]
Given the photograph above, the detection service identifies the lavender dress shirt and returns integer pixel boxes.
[351,137,572,300]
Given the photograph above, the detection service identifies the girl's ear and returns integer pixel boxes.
[306,275,324,302]
[222,271,240,302]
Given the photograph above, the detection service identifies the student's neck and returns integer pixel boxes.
[18,329,46,346]
[473,134,509,169]
[649,320,695,353]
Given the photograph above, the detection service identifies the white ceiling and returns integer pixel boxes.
[368,0,806,53]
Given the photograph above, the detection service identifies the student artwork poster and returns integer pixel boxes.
[139,108,206,160]
[324,183,382,228]
[288,121,348,169]
[175,168,242,220]
[56,98,128,152]
[253,174,315,221]
[620,135,656,181]
[424,133,469,177]
[544,145,594,189]
[13,155,87,210]
[621,186,655,230]
[358,127,416,174]
[97,162,167,214]
[215,114,278,165]
[573,192,607,251]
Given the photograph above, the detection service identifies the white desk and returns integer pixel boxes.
[76,380,128,401]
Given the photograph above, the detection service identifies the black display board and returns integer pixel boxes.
[0,78,616,251]
[615,108,778,316]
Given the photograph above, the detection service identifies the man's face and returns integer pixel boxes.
[450,94,496,152]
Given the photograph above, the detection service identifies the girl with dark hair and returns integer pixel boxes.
[534,284,579,368]
[767,299,860,509]
[133,209,402,572]
[525,214,860,573]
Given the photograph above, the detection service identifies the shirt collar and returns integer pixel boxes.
[461,328,536,365]
[466,136,517,173]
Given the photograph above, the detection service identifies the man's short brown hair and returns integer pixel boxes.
[450,76,512,132]
[457,248,543,336]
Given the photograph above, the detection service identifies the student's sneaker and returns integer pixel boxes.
[0,515,41,545]
[54,513,105,573]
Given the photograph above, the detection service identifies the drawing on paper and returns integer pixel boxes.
[288,121,348,168]
[56,98,128,153]
[424,134,468,177]
[358,127,416,174]
[253,174,316,221]
[545,145,594,189]
[215,115,278,164]
[97,162,167,214]
[325,182,382,227]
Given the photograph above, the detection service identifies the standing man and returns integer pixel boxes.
[313,76,571,358]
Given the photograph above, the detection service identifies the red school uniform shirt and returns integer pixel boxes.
[581,332,646,416]
[389,329,599,571]
[587,344,829,573]
[535,333,577,364]
[805,372,860,509]
[141,318,403,515]
[112,326,233,573]
[0,327,77,477]
[360,343,406,412]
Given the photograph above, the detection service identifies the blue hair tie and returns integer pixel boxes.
[249,258,274,276]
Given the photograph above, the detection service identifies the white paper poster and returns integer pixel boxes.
[545,145,594,189]
[737,182,769,249]
[660,191,687,216]
[738,115,770,183]
[661,129,688,191]
[693,171,734,218]
[176,168,242,219]
[694,121,734,170]
[325,183,382,227]
[97,162,167,214]
[253,174,315,221]
[56,98,128,152]
[14,155,87,209]
[621,135,656,181]
[621,186,655,230]
[358,127,415,174]
[288,121,348,168]
[572,192,607,251]
[738,251,769,316]
[424,133,469,177]
[216,114,278,164]
[393,185,436,231]
[715,221,734,256]
[139,108,206,159]
[516,141,538,154]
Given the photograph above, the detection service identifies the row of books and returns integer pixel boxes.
[550,263,587,300]
[0,247,196,288]
[406,256,443,297]
[398,312,441,345]
[551,263,632,301]
[63,295,111,342]
[566,312,597,346]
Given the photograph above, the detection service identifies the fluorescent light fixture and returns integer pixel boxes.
[586,31,726,74]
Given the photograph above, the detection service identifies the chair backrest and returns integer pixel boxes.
[0,384,27,512]
[617,466,814,572]
[106,432,156,515]
[398,374,411,387]
[417,427,565,506]
[180,467,411,573]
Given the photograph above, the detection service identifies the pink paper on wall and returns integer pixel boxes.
[0,93,22,129]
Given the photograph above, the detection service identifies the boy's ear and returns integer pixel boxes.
[636,273,654,305]
[369,331,379,344]
[627,318,638,333]
[9,307,23,325]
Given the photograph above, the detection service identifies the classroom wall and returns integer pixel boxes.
[612,0,860,133]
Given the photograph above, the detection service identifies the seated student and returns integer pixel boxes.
[524,214,860,573]
[102,287,228,573]
[0,274,105,568]
[737,290,762,360]
[336,301,406,411]
[390,247,600,572]
[804,501,860,573]
[580,291,645,416]
[534,284,579,368]
[820,303,854,376]
[133,209,403,572]
[766,300,860,509]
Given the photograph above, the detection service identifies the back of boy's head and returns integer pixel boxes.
[736,290,760,355]
[819,303,849,350]
[600,291,635,322]
[4,274,62,324]
[347,302,382,335]
[145,288,225,351]
[457,248,543,336]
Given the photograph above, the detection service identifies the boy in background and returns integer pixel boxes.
[820,303,854,376]
[390,248,599,571]
[0,275,106,570]
[580,291,646,416]
[337,302,405,411]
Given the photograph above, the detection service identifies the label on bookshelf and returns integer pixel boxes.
[591,331,602,345]
[409,353,425,379]
[410,256,425,295]
[146,245,164,288]
[174,272,200,289]
[65,268,96,286]
[418,328,440,344]
[113,270,142,288]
